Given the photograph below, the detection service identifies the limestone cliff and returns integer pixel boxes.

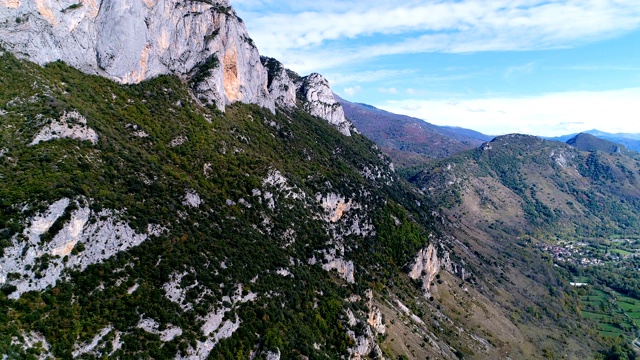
[261,56,296,108]
[0,0,271,111]
[408,243,452,297]
[0,0,355,131]
[297,73,353,136]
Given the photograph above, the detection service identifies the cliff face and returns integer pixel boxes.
[0,0,274,111]
[298,73,352,136]
[0,0,355,133]
[261,56,297,109]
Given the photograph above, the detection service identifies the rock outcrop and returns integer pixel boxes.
[261,56,296,108]
[30,110,98,146]
[0,0,356,132]
[297,73,352,136]
[0,0,272,111]
[409,243,452,296]
[0,198,150,299]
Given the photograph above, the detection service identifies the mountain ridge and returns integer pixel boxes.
[0,0,353,137]
[0,0,625,358]
[548,129,640,152]
[337,96,492,167]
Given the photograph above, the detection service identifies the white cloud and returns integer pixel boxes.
[233,0,640,73]
[343,86,362,96]
[324,69,416,85]
[379,87,398,94]
[376,88,640,136]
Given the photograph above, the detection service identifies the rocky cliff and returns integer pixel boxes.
[0,0,353,133]
[0,0,272,111]
[297,73,353,136]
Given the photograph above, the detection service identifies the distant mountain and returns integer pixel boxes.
[337,96,492,167]
[566,133,628,154]
[411,132,640,242]
[548,130,640,152]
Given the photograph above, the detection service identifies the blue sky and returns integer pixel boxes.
[230,0,640,136]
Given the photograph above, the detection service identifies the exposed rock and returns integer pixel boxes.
[126,123,149,138]
[297,73,352,136]
[322,255,355,283]
[127,283,139,294]
[30,110,98,145]
[0,0,273,112]
[110,332,123,356]
[0,198,148,299]
[170,135,188,147]
[347,326,383,360]
[163,271,195,311]
[183,189,202,208]
[408,243,451,296]
[201,308,229,337]
[276,268,292,277]
[318,193,356,223]
[72,326,113,357]
[261,57,296,108]
[137,318,182,342]
[395,299,425,326]
[179,315,241,360]
[262,169,305,209]
[365,290,385,335]
[264,348,281,360]
[13,331,53,360]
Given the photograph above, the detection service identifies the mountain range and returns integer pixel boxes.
[337,97,491,167]
[548,130,640,152]
[0,0,637,359]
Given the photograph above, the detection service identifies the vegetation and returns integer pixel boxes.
[0,49,624,359]
[0,50,440,358]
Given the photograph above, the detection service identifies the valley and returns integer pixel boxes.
[0,0,639,359]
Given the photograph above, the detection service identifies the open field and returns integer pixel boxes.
[579,287,639,338]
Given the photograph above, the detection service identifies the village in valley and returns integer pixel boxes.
[536,238,640,268]
[536,237,640,345]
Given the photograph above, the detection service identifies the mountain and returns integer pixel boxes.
[0,0,352,137]
[408,135,640,355]
[0,1,621,359]
[0,52,612,359]
[337,97,492,167]
[566,133,629,154]
[411,134,640,238]
[549,130,640,152]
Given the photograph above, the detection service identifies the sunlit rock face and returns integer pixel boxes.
[0,0,273,111]
[297,73,353,136]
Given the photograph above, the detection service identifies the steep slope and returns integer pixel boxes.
[1,0,273,111]
[337,96,491,167]
[0,52,416,358]
[411,134,640,238]
[567,133,630,155]
[0,0,353,140]
[0,51,608,359]
[549,129,640,152]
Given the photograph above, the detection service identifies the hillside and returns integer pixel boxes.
[0,49,614,359]
[409,134,640,355]
[549,130,640,152]
[567,133,630,155]
[411,134,640,238]
[337,97,491,167]
[0,0,625,358]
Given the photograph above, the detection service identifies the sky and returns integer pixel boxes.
[230,0,640,137]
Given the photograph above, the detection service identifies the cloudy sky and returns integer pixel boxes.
[230,0,640,136]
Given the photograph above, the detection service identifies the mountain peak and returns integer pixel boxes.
[0,0,353,134]
[567,132,627,154]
